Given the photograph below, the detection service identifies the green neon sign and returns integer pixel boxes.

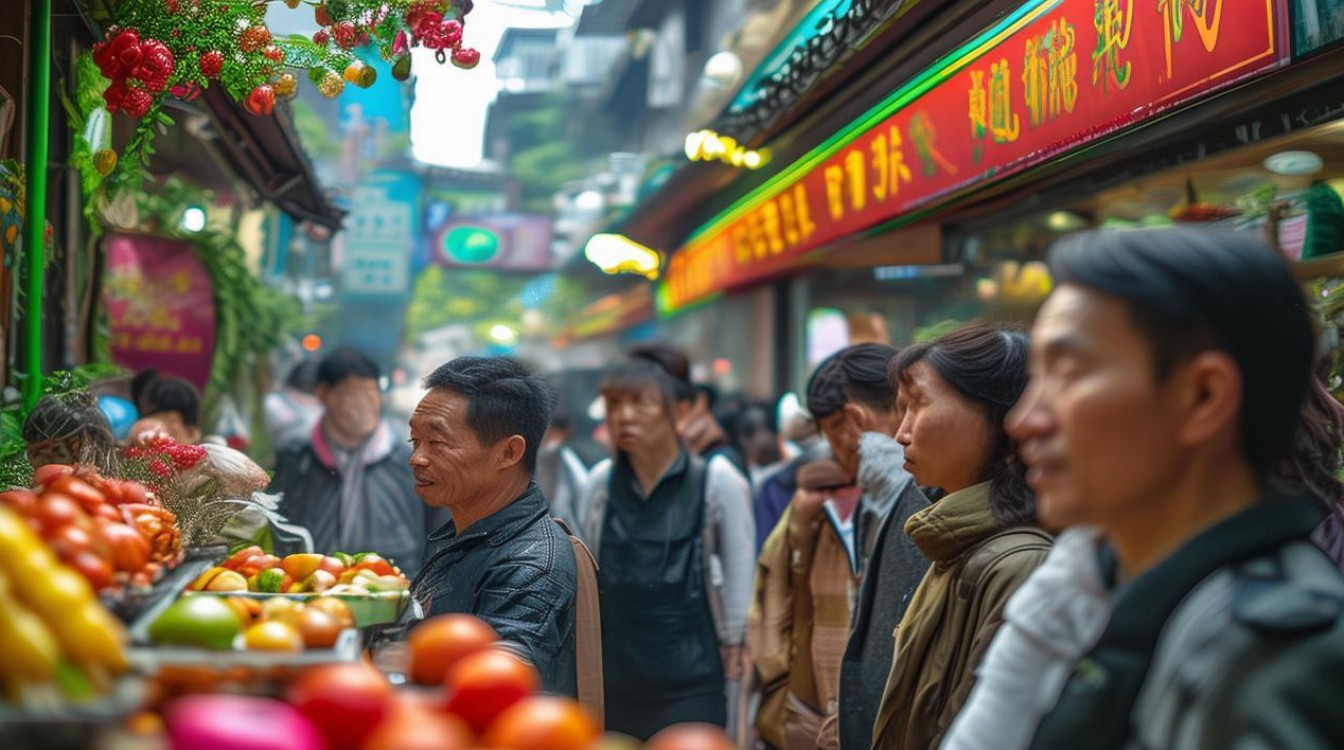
[442,225,502,264]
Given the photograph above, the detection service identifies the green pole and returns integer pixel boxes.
[23,0,52,411]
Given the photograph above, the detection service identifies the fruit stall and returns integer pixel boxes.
[2,430,739,750]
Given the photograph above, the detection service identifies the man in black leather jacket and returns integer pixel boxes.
[407,356,578,696]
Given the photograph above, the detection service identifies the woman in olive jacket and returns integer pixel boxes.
[870,324,1052,750]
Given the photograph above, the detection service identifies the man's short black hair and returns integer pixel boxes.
[423,356,555,474]
[806,343,901,420]
[141,376,201,428]
[1049,227,1313,474]
[317,346,381,388]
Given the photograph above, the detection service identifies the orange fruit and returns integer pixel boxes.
[408,614,498,685]
[482,696,597,750]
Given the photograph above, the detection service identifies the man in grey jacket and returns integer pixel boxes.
[1006,228,1344,750]
[271,347,447,579]
[803,344,930,750]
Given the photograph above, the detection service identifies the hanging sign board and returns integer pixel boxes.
[661,0,1283,312]
[104,233,217,393]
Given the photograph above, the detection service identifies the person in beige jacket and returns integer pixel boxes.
[871,324,1052,750]
[750,459,862,750]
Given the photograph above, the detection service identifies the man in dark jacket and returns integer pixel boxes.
[408,356,578,696]
[1006,228,1344,750]
[271,347,444,579]
[804,344,931,750]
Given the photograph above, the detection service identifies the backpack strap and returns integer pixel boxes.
[691,455,728,643]
[554,517,604,728]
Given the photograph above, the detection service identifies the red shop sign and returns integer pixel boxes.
[661,0,1283,312]
[104,233,217,394]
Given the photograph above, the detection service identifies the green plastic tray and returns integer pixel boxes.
[184,590,410,629]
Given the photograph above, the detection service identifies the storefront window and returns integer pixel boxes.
[949,117,1344,326]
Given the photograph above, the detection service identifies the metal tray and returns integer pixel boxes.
[125,627,362,671]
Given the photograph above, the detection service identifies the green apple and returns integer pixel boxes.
[149,596,243,649]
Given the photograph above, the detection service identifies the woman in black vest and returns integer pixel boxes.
[580,344,756,740]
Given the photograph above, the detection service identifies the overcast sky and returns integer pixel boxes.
[410,1,576,169]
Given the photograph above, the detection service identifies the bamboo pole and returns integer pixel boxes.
[23,0,51,410]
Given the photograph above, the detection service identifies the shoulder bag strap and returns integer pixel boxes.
[554,517,604,728]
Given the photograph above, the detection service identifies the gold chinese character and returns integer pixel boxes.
[845,150,868,213]
[870,126,915,201]
[1049,19,1079,118]
[1024,19,1078,128]
[1091,0,1133,94]
[825,165,846,221]
[969,70,989,139]
[990,59,1021,143]
[1158,0,1223,78]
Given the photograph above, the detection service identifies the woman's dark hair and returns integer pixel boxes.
[22,392,118,471]
[1049,228,1313,475]
[1281,371,1344,568]
[891,324,1035,525]
[806,343,900,420]
[600,343,694,409]
[141,376,201,429]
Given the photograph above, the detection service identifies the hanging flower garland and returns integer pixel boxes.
[89,0,478,187]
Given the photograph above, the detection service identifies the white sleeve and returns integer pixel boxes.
[708,456,756,645]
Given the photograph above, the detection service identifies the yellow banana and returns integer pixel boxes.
[58,604,128,674]
[0,571,60,682]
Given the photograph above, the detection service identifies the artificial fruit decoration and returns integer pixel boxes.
[93,149,119,177]
[197,49,224,79]
[275,73,298,98]
[451,47,480,70]
[238,24,272,54]
[245,84,276,116]
[318,71,345,98]
[391,55,412,81]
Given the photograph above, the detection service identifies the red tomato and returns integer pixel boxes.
[0,489,38,516]
[408,614,498,686]
[69,551,116,591]
[32,464,75,487]
[442,649,540,735]
[49,476,108,514]
[318,556,347,577]
[482,697,598,750]
[100,521,152,572]
[646,723,737,750]
[359,704,473,750]
[48,524,109,561]
[35,493,92,536]
[225,545,265,571]
[288,663,394,750]
[294,607,343,649]
[93,503,123,522]
[352,553,397,577]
